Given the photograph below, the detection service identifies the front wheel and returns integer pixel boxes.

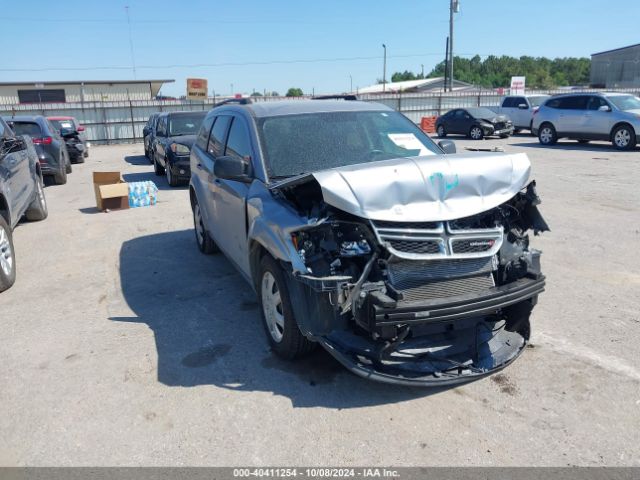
[25,175,48,221]
[612,125,636,151]
[538,124,558,145]
[154,156,165,176]
[437,125,446,138]
[259,255,315,359]
[469,126,484,140]
[166,161,179,187]
[0,216,16,293]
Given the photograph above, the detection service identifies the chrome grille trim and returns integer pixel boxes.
[371,220,503,260]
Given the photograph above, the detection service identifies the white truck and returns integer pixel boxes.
[492,95,550,132]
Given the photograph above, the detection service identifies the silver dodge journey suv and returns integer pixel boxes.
[532,92,640,150]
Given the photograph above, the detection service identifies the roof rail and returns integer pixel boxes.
[213,98,253,108]
[312,94,358,101]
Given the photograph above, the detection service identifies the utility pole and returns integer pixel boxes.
[350,75,353,93]
[421,64,424,78]
[449,0,460,91]
[125,6,137,79]
[382,44,387,92]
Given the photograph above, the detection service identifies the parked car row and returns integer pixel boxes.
[0,114,90,293]
[0,117,49,293]
[143,110,207,187]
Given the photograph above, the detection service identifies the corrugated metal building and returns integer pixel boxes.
[0,79,174,104]
[591,44,640,88]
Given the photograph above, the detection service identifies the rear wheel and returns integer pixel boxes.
[259,255,315,359]
[65,152,72,174]
[192,198,218,254]
[437,125,446,138]
[612,124,636,151]
[538,123,557,145]
[54,157,68,185]
[0,216,16,293]
[469,126,484,140]
[25,175,48,221]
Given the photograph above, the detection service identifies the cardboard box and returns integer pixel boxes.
[93,172,129,211]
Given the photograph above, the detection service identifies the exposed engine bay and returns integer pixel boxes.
[271,173,549,385]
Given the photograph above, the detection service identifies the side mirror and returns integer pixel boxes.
[213,155,251,182]
[77,126,85,132]
[598,105,612,112]
[518,103,529,109]
[438,140,457,154]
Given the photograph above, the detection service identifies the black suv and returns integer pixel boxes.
[0,117,48,292]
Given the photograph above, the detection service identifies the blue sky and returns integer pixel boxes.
[1,0,639,96]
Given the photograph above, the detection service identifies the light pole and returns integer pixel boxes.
[382,44,387,92]
[350,75,353,93]
[449,0,460,91]
[421,64,424,78]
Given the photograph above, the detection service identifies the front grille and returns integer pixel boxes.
[451,238,496,254]
[388,239,442,254]
[371,219,503,260]
[388,257,494,289]
[400,273,495,302]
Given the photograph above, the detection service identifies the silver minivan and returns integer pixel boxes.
[532,92,640,150]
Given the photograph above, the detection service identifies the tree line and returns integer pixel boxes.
[389,55,591,89]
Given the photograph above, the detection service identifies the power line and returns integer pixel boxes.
[0,53,492,73]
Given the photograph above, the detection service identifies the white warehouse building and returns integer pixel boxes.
[0,79,175,105]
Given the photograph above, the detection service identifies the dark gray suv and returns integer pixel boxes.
[4,115,72,184]
[189,99,548,386]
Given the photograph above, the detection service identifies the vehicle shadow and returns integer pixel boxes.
[124,154,150,166]
[122,172,187,191]
[111,229,447,408]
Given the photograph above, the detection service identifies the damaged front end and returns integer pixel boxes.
[271,160,549,386]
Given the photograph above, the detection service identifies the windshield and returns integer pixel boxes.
[9,122,42,137]
[466,108,496,119]
[168,113,206,136]
[528,96,549,107]
[607,95,640,111]
[49,119,75,132]
[258,110,441,178]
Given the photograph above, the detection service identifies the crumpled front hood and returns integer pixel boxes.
[308,152,531,222]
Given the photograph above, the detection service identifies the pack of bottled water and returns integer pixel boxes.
[128,181,158,208]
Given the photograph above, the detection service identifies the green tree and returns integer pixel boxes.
[250,91,263,97]
[286,87,304,97]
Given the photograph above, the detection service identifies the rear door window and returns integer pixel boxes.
[208,116,231,158]
[558,96,588,110]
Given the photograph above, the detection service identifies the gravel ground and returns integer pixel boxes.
[1,135,638,466]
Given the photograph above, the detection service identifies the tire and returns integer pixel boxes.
[437,125,446,138]
[538,123,558,145]
[499,134,510,139]
[54,158,68,185]
[25,175,48,221]
[258,255,315,359]
[611,124,636,151]
[192,197,218,254]
[65,152,72,174]
[469,126,484,140]
[0,216,16,293]
[75,153,85,164]
[148,148,154,164]
[166,160,179,187]
[153,156,165,176]
[514,129,522,134]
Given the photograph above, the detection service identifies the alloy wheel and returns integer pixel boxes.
[36,179,46,211]
[0,227,13,277]
[437,126,445,137]
[470,127,483,140]
[261,271,285,343]
[614,128,631,148]
[540,127,553,144]
[194,204,205,246]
